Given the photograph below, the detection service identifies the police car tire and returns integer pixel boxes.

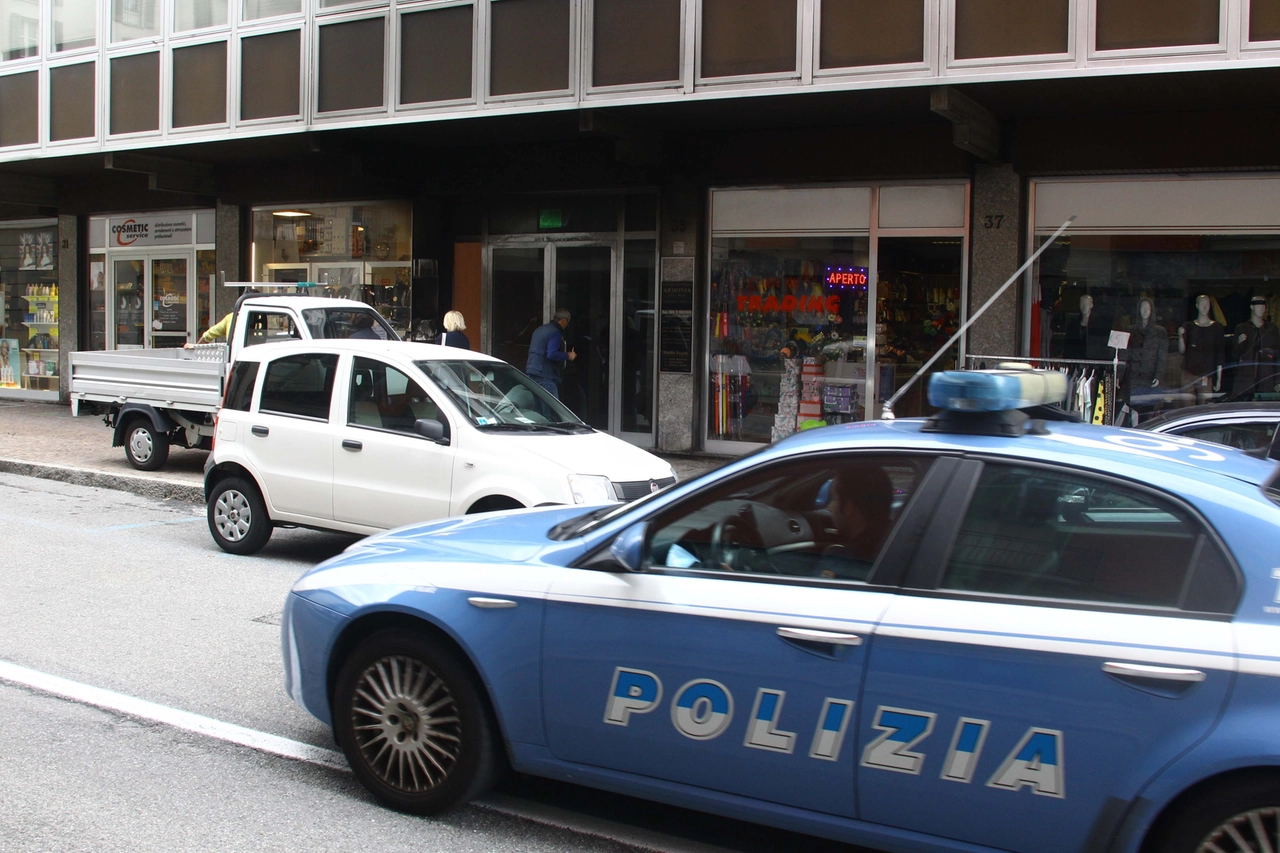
[124,420,169,471]
[333,630,499,816]
[206,478,273,555]
[1152,776,1280,853]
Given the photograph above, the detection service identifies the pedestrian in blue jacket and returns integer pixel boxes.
[526,308,576,399]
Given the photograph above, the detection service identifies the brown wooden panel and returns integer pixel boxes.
[1096,0,1219,50]
[955,0,1069,59]
[0,71,37,146]
[110,53,160,135]
[702,0,797,78]
[820,0,923,68]
[453,242,483,351]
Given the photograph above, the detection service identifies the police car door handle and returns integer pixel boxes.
[776,627,863,646]
[1102,662,1206,683]
[468,597,517,609]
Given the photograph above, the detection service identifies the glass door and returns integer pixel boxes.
[112,257,146,349]
[874,237,965,418]
[554,245,614,431]
[149,256,189,349]
[491,247,546,371]
[621,239,657,439]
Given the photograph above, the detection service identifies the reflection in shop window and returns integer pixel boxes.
[111,0,158,41]
[242,0,300,19]
[53,0,96,51]
[708,237,870,444]
[174,0,227,31]
[1034,235,1280,424]
[1,0,38,60]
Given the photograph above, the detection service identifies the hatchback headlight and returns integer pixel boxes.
[569,474,617,504]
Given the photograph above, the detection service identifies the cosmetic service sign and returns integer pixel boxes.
[109,214,194,248]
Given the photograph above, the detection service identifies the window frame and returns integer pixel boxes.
[1087,0,1229,61]
[167,33,230,133]
[312,9,391,120]
[943,0,1077,70]
[170,0,232,39]
[257,351,340,422]
[694,0,804,86]
[45,56,97,146]
[483,0,579,103]
[345,355,453,438]
[906,455,1244,619]
[583,0,687,95]
[394,0,477,112]
[109,0,164,45]
[626,449,954,590]
[811,0,936,80]
[0,67,42,150]
[49,0,100,58]
[105,44,162,138]
[234,23,307,127]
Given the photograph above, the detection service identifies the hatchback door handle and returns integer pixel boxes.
[342,439,363,451]
[250,425,269,437]
[777,626,862,646]
[1102,662,1206,683]
[468,597,517,609]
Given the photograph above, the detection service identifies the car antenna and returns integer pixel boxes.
[881,216,1076,420]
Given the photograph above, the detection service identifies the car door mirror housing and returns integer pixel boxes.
[414,418,449,445]
[609,522,648,572]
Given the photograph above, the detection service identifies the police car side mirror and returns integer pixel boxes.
[413,418,449,446]
[609,522,648,572]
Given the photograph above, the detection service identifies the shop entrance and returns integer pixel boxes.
[487,239,655,444]
[108,252,193,349]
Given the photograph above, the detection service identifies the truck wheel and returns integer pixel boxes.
[207,477,272,555]
[1151,776,1280,853]
[124,419,170,471]
[333,629,499,815]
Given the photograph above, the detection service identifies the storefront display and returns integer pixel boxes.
[251,202,413,337]
[0,222,60,398]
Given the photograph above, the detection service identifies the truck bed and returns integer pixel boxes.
[69,346,227,413]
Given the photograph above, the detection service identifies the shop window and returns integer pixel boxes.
[701,0,797,79]
[88,253,106,351]
[318,18,385,112]
[592,0,681,87]
[1095,0,1220,51]
[50,62,96,140]
[110,52,160,134]
[400,5,473,105]
[622,239,657,433]
[242,0,300,19]
[111,0,159,42]
[1251,0,1280,41]
[1033,235,1280,420]
[954,0,1069,59]
[53,0,96,52]
[174,0,227,31]
[196,249,216,340]
[0,0,37,60]
[489,0,571,96]
[0,71,37,146]
[240,30,300,120]
[819,0,923,69]
[173,41,227,128]
[0,224,60,395]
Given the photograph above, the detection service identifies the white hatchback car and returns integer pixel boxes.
[204,339,677,554]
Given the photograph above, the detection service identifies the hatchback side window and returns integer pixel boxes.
[259,353,339,421]
[348,356,442,434]
[646,455,932,582]
[941,463,1238,612]
[223,360,259,412]
[243,311,300,348]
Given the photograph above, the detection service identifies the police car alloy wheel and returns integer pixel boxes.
[1152,777,1280,853]
[207,477,272,555]
[333,630,499,815]
[124,420,169,471]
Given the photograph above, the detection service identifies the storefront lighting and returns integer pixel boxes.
[272,210,312,218]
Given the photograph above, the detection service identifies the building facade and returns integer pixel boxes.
[2,0,1279,453]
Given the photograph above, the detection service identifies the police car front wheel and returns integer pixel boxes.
[333,630,499,815]
[1152,776,1280,853]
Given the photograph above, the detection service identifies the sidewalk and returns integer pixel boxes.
[0,400,728,504]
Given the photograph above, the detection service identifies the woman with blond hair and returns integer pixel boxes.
[438,310,470,350]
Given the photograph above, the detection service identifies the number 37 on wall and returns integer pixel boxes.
[982,215,1004,229]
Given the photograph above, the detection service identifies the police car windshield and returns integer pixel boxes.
[416,360,590,432]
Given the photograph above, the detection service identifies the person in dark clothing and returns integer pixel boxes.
[348,312,381,340]
[438,310,471,349]
[1179,294,1224,402]
[1126,297,1168,403]
[526,308,577,399]
[1062,294,1113,361]
[1232,295,1280,399]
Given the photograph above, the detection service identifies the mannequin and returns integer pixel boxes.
[1063,294,1111,360]
[1231,295,1280,399]
[1127,297,1167,396]
[1179,294,1224,402]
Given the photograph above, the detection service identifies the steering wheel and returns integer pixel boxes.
[709,509,769,573]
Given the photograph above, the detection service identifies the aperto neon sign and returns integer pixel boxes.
[825,266,868,287]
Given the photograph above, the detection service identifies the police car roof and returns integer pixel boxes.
[768,418,1276,491]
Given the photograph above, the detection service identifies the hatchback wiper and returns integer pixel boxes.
[477,422,581,434]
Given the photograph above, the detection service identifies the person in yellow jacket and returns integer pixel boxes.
[185,312,233,348]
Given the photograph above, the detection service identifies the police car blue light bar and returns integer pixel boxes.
[928,367,1069,412]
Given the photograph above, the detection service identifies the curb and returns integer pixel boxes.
[0,458,203,504]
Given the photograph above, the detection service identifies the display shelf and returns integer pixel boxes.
[22,322,57,329]
[21,347,57,354]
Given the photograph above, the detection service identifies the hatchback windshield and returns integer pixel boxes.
[301,307,399,341]
[416,360,592,433]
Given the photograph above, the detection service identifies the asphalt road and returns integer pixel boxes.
[0,472,871,853]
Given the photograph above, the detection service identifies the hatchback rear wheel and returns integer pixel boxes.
[207,477,272,555]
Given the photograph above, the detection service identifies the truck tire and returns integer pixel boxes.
[124,419,170,471]
[207,477,273,555]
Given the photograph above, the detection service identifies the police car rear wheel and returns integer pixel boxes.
[334,630,498,815]
[1154,777,1280,853]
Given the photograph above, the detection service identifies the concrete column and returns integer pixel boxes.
[214,201,241,318]
[967,164,1023,359]
[656,185,700,453]
[57,215,78,403]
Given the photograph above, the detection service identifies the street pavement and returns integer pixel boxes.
[0,472,867,853]
[0,400,729,503]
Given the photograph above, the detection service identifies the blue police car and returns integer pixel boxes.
[282,368,1280,853]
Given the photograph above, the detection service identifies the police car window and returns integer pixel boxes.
[941,464,1237,612]
[646,455,930,582]
[348,356,441,434]
[259,353,339,421]
[1172,422,1277,456]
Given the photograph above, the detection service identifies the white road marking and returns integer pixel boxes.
[0,660,734,853]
